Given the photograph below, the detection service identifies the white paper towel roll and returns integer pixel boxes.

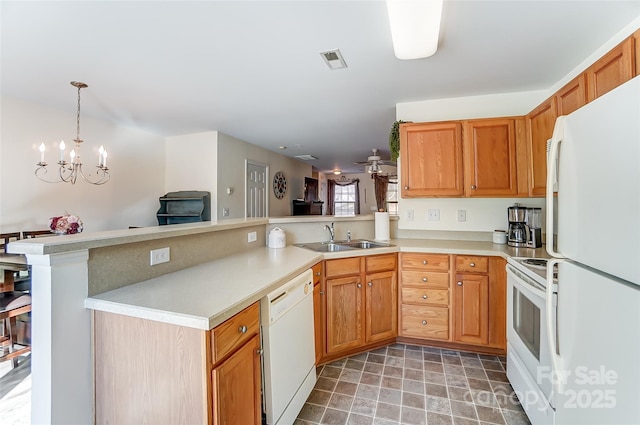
[374,212,390,241]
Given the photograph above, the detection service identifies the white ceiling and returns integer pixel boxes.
[2,1,639,174]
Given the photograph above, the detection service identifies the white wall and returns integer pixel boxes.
[216,133,311,219]
[0,96,165,232]
[165,131,218,220]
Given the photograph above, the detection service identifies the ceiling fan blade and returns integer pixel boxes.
[353,161,371,165]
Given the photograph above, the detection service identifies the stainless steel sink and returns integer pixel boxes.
[295,239,392,252]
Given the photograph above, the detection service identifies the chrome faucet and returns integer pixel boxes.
[324,222,335,242]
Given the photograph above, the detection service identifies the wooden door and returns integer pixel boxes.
[246,161,267,218]
[526,97,557,197]
[463,118,518,196]
[453,274,489,345]
[400,122,464,197]
[325,275,362,354]
[586,37,635,101]
[364,270,397,343]
[212,334,262,425]
[556,74,587,116]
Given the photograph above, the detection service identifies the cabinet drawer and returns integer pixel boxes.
[401,271,449,289]
[455,256,489,273]
[401,253,449,271]
[366,254,397,273]
[401,305,449,340]
[402,287,449,306]
[312,262,323,285]
[211,302,260,364]
[325,257,362,278]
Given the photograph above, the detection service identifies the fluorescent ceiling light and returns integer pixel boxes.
[386,0,444,60]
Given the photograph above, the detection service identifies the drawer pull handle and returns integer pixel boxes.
[470,262,476,267]
[320,291,325,295]
[315,271,321,276]
[422,277,428,282]
[422,320,427,325]
[422,260,428,265]
[457,281,463,286]
[422,294,428,299]
[471,185,477,189]
[357,283,362,288]
[256,349,263,356]
[368,282,373,287]
[404,186,409,190]
[239,325,248,334]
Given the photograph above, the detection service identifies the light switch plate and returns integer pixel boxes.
[248,231,257,243]
[427,209,440,221]
[457,210,467,222]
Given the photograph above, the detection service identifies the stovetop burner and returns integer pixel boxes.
[508,257,557,287]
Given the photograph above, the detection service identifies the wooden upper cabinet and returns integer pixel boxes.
[556,74,588,116]
[462,118,518,196]
[586,37,635,101]
[400,122,464,197]
[526,97,557,197]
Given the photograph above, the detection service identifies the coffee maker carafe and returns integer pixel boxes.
[507,204,529,247]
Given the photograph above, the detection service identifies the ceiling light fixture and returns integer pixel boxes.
[386,0,444,60]
[36,81,110,185]
[368,162,383,174]
[333,170,342,175]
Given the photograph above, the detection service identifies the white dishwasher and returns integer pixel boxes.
[261,269,316,425]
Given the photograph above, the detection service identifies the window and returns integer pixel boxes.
[334,184,357,216]
[386,178,398,215]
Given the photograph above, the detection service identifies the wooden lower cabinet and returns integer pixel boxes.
[365,269,397,343]
[212,334,262,425]
[325,274,363,354]
[322,254,397,361]
[94,302,262,425]
[453,273,489,345]
[401,305,449,340]
[312,262,323,364]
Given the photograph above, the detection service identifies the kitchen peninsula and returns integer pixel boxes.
[7,215,547,424]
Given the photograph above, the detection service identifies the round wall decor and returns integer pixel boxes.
[273,171,287,199]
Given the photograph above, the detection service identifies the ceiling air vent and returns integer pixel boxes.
[320,49,347,70]
[294,154,318,161]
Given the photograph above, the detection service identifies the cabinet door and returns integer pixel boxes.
[586,37,635,101]
[326,275,362,354]
[463,119,518,196]
[453,274,489,345]
[212,334,262,425]
[635,29,640,77]
[526,97,557,197]
[400,122,464,197]
[556,74,588,116]
[365,270,397,343]
[313,282,323,364]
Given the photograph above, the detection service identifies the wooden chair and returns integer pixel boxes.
[0,232,21,253]
[21,229,51,239]
[0,291,31,367]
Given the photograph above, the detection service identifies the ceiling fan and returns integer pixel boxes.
[353,149,396,173]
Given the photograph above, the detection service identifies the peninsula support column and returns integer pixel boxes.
[27,250,92,425]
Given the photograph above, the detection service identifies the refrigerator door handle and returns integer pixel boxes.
[546,258,564,396]
[546,117,564,258]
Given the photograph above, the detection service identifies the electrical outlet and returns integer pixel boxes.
[406,209,414,221]
[247,231,257,243]
[150,247,170,266]
[222,207,230,217]
[457,209,467,222]
[427,209,440,221]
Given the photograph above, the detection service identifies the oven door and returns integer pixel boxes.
[507,264,556,413]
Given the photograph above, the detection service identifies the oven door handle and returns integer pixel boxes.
[546,258,564,396]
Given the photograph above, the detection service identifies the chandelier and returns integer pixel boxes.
[35,81,110,185]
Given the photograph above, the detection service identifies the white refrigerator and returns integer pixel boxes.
[546,75,640,424]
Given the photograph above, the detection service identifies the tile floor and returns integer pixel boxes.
[0,353,31,425]
[295,343,530,425]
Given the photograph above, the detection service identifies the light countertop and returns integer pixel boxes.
[85,237,548,330]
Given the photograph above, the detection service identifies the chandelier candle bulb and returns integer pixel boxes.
[39,143,45,162]
[98,145,104,166]
[102,150,107,168]
[59,140,65,162]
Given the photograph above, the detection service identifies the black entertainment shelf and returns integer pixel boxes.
[156,191,211,225]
